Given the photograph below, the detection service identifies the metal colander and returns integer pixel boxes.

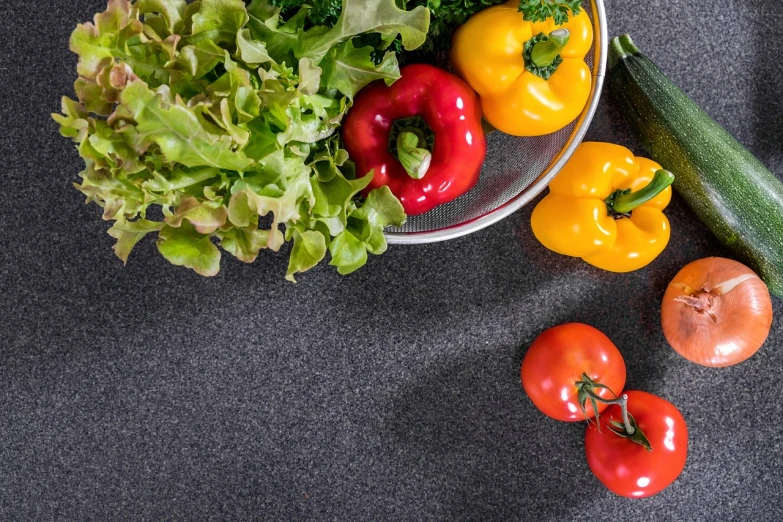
[385,0,608,244]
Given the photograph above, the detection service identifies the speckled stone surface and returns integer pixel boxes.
[1,0,782,520]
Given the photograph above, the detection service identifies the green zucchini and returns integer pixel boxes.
[608,35,783,297]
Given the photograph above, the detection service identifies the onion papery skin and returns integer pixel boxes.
[661,257,773,368]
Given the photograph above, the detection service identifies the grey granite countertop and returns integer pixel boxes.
[2,0,782,520]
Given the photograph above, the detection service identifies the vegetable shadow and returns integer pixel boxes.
[382,348,594,521]
[377,233,686,519]
[752,1,783,170]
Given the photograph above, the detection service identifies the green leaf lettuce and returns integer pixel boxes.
[54,0,419,279]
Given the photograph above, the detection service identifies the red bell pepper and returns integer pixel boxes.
[341,64,486,216]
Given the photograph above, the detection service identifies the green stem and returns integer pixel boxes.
[582,387,635,435]
[608,34,641,69]
[577,373,652,451]
[606,169,675,216]
[530,29,570,67]
[397,130,432,180]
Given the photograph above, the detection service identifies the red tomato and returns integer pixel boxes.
[521,323,627,422]
[584,390,688,498]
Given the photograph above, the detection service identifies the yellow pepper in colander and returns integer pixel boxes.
[451,0,593,136]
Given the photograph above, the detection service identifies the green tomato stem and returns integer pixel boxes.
[606,169,675,216]
[397,129,432,180]
[582,386,635,436]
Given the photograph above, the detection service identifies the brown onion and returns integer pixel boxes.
[661,257,773,367]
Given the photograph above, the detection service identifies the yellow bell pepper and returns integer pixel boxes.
[531,142,675,272]
[451,1,593,136]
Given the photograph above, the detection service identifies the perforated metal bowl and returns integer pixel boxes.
[385,0,608,244]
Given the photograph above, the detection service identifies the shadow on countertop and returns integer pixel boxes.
[381,347,589,521]
[752,2,783,170]
[376,276,676,520]
[372,192,743,519]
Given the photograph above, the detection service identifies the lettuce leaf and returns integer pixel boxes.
[135,0,187,36]
[321,40,399,99]
[121,81,255,171]
[54,0,424,279]
[299,0,430,64]
[188,0,250,45]
[286,230,327,282]
[157,222,222,276]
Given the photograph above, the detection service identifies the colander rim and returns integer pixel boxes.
[384,0,609,245]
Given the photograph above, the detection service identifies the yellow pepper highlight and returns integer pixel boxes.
[531,142,674,273]
[451,1,593,136]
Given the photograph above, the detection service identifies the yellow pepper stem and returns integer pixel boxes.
[530,29,570,67]
[397,130,432,180]
[606,169,675,216]
[524,29,571,80]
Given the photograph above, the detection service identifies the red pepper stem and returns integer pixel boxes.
[530,29,570,67]
[397,130,432,180]
[582,387,636,435]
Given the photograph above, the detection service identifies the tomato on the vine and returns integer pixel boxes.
[521,323,627,422]
[584,390,688,498]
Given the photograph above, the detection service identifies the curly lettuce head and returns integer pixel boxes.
[54,0,430,279]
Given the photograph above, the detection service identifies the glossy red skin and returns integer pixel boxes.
[521,323,627,422]
[341,64,486,215]
[585,390,688,498]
